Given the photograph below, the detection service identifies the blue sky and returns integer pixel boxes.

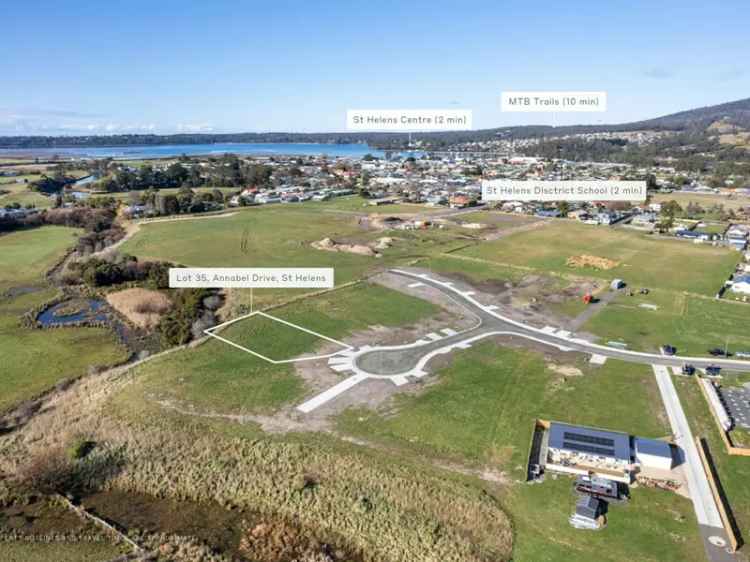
[2,0,748,135]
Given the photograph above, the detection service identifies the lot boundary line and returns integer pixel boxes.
[205,311,352,365]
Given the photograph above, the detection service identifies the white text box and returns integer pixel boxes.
[169,268,334,288]
[346,109,472,131]
[482,180,645,202]
[501,91,607,112]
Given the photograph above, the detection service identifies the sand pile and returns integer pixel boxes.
[312,236,396,257]
[566,254,619,270]
[312,238,378,257]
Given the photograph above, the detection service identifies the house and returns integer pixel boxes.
[535,209,561,218]
[730,275,750,295]
[449,194,473,209]
[545,422,633,483]
[631,212,656,227]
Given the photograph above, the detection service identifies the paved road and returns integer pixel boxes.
[653,364,737,562]
[354,269,750,376]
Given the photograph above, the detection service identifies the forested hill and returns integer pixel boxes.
[2,97,749,150]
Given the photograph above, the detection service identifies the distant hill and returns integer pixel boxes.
[614,97,750,131]
[2,97,750,149]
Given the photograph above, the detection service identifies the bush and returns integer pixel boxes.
[17,448,76,495]
[67,436,95,460]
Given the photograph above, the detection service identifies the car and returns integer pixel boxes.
[708,348,729,357]
[735,351,750,359]
[661,345,677,356]
[682,364,696,376]
[705,365,722,376]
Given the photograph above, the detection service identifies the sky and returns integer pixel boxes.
[2,0,749,135]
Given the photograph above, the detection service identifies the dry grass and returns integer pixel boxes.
[0,365,513,562]
[566,254,619,270]
[106,288,172,329]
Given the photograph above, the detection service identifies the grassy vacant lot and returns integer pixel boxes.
[121,204,467,311]
[653,191,750,212]
[675,376,750,548]
[584,289,750,355]
[456,220,738,295]
[449,209,539,228]
[339,345,700,562]
[0,176,49,208]
[320,195,442,214]
[340,346,669,464]
[0,227,127,411]
[117,282,439,415]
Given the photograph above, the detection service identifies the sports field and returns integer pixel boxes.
[456,220,738,295]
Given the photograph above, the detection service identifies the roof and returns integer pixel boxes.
[575,495,602,519]
[634,437,672,459]
[548,422,631,461]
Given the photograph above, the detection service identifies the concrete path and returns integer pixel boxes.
[652,364,736,562]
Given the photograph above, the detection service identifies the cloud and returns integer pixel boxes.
[716,67,745,81]
[176,122,215,133]
[642,66,674,79]
[0,107,164,135]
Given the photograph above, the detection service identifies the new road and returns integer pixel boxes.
[354,269,750,377]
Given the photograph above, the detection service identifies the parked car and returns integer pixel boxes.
[682,364,696,376]
[708,348,730,357]
[661,345,677,356]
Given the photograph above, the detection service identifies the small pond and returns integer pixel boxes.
[37,299,108,326]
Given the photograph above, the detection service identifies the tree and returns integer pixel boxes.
[156,194,179,215]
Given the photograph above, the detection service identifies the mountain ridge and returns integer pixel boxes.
[2,97,749,149]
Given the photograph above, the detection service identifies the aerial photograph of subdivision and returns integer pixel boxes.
[2,1,750,561]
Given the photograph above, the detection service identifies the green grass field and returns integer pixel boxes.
[121,204,467,311]
[456,220,738,296]
[117,282,440,415]
[338,345,701,562]
[0,176,50,208]
[0,226,81,291]
[584,289,750,355]
[320,195,442,214]
[339,346,669,464]
[653,191,749,212]
[0,227,127,411]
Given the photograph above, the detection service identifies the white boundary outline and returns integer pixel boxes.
[204,311,353,364]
